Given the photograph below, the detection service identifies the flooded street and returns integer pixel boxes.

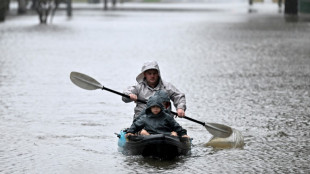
[1,2,310,173]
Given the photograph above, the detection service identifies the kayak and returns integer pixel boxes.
[117,130,191,159]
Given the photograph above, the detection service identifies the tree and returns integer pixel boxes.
[0,0,10,22]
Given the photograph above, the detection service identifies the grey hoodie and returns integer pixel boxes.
[122,61,186,119]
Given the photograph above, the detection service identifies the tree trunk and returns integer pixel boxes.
[0,0,9,22]
[18,0,27,14]
[67,0,72,17]
[104,0,108,10]
[285,0,298,15]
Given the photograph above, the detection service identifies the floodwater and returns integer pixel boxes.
[1,2,310,173]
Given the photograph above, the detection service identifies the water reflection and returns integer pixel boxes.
[125,156,185,169]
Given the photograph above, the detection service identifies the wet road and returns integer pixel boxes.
[1,2,310,173]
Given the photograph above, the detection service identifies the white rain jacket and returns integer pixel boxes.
[122,61,186,119]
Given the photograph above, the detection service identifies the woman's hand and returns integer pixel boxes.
[177,108,185,117]
[129,94,137,102]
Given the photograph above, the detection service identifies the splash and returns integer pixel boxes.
[205,128,244,149]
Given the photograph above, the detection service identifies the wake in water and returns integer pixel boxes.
[205,128,244,149]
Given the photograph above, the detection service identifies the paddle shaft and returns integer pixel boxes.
[70,72,232,137]
[102,86,206,126]
[182,116,205,126]
[102,86,147,104]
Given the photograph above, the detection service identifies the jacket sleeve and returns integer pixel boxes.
[126,116,145,134]
[167,116,187,136]
[122,83,140,103]
[164,82,186,111]
[133,109,146,122]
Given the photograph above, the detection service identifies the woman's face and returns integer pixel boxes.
[151,106,161,115]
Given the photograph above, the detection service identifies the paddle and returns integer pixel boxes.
[70,71,233,138]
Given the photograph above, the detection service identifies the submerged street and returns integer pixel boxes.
[1,2,310,173]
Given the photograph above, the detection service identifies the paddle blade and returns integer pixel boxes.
[205,128,244,149]
[70,72,103,90]
[204,123,233,138]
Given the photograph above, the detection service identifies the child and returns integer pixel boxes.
[134,90,172,122]
[126,95,189,138]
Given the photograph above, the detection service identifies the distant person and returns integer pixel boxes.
[122,61,186,120]
[125,95,189,138]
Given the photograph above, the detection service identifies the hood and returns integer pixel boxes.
[145,95,164,115]
[136,61,161,83]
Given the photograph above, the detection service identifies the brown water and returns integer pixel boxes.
[1,2,310,173]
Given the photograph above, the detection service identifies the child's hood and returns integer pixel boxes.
[145,95,164,115]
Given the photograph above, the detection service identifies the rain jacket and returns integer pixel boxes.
[122,61,186,119]
[126,95,187,136]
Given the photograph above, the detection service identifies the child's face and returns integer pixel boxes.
[151,106,161,115]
